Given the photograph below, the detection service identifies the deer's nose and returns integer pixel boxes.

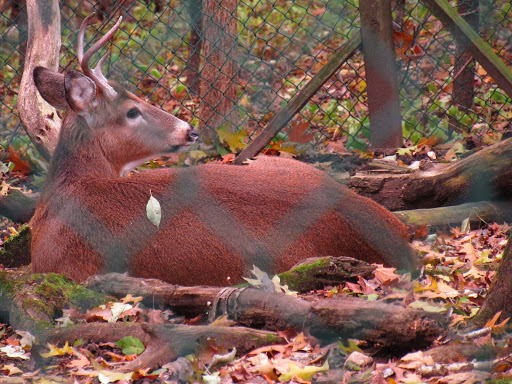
[188,128,200,141]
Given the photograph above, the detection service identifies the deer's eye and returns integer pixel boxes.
[127,108,140,119]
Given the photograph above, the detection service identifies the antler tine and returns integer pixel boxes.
[77,13,96,65]
[93,51,111,84]
[78,14,123,98]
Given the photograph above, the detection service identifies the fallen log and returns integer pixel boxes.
[86,273,448,353]
[277,256,376,293]
[349,137,512,210]
[44,323,284,372]
[394,201,512,228]
[0,189,38,222]
[0,271,108,332]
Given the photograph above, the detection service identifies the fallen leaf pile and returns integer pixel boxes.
[1,221,512,383]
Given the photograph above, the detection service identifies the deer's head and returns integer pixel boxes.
[34,14,198,176]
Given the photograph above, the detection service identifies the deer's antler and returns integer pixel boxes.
[78,13,122,99]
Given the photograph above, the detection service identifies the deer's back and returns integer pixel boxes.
[31,157,414,285]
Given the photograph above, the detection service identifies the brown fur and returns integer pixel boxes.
[32,154,417,286]
[31,67,417,286]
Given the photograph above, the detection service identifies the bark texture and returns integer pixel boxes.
[18,0,62,161]
[474,233,512,325]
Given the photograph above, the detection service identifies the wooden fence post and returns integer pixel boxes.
[451,0,480,134]
[359,0,403,149]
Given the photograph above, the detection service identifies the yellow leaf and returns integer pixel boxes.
[408,300,447,313]
[463,265,485,280]
[338,339,363,355]
[278,361,329,382]
[358,79,366,93]
[98,370,134,383]
[216,125,248,152]
[40,341,73,358]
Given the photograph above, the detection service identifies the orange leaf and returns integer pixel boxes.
[7,147,31,175]
[67,353,90,369]
[484,311,501,329]
[494,317,510,333]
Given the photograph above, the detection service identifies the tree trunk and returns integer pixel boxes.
[473,232,512,326]
[17,0,62,161]
[198,0,240,141]
[183,0,203,94]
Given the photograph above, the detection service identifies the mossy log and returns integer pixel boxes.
[0,271,108,332]
[0,271,284,372]
[0,225,32,267]
[349,137,512,211]
[278,256,376,292]
[86,273,448,353]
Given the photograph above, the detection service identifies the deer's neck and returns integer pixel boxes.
[46,117,119,187]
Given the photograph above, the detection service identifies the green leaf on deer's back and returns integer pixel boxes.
[146,191,161,228]
[115,336,145,356]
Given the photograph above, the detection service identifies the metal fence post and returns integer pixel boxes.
[360,0,403,149]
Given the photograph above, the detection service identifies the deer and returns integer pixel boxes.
[30,15,417,286]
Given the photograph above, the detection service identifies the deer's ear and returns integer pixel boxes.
[64,70,97,114]
[33,67,68,110]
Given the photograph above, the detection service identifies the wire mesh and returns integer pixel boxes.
[0,0,511,160]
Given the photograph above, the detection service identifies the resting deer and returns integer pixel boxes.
[31,15,417,286]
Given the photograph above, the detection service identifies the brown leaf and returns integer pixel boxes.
[146,309,165,324]
[247,345,287,356]
[67,353,90,369]
[291,333,309,352]
[85,307,113,322]
[373,266,400,285]
[287,118,315,144]
[1,364,23,376]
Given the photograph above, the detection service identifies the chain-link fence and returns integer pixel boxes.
[0,0,511,160]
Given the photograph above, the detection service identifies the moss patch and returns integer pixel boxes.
[0,271,110,331]
[278,257,332,291]
[0,225,32,267]
[30,273,107,312]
